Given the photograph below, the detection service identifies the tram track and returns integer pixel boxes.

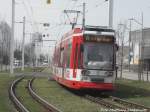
[84,94,150,112]
[9,69,150,112]
[85,95,127,111]
[109,96,150,111]
[9,76,30,112]
[28,77,62,112]
[9,75,62,112]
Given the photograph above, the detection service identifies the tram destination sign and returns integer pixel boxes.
[84,35,114,43]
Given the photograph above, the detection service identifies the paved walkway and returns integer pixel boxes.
[117,70,150,81]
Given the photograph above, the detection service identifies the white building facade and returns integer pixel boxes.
[131,28,150,70]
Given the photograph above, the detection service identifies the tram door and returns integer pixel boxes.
[73,44,79,78]
[60,47,65,79]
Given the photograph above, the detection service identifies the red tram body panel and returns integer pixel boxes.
[52,26,117,90]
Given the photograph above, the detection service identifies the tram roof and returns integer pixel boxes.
[84,25,115,33]
[60,26,115,41]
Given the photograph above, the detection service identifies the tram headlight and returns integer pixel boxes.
[81,70,90,76]
[81,76,90,81]
[105,72,113,77]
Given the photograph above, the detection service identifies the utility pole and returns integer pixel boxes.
[0,49,1,71]
[82,2,86,29]
[0,42,3,71]
[21,17,25,71]
[30,33,33,67]
[118,23,126,79]
[35,41,37,67]
[129,20,132,71]
[1,32,4,71]
[141,12,144,81]
[10,0,15,74]
[120,34,124,78]
[109,0,114,28]
[137,12,144,81]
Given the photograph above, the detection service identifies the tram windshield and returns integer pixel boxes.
[83,43,114,70]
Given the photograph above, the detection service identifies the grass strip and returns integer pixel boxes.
[16,77,46,112]
[33,78,102,112]
[114,79,150,107]
[0,73,17,112]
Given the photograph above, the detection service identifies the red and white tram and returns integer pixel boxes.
[52,26,117,90]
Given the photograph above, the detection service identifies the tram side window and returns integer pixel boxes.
[66,44,72,68]
[57,48,61,67]
[60,50,64,67]
[78,44,83,68]
[55,48,59,66]
[63,45,67,67]
[74,44,78,69]
[56,49,59,66]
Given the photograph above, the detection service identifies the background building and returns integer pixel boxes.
[131,28,150,70]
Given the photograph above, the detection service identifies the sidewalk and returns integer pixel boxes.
[117,70,150,81]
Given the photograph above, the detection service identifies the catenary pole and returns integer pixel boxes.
[141,12,144,80]
[10,0,15,74]
[21,17,25,71]
[82,2,85,29]
[129,20,132,71]
[109,0,114,28]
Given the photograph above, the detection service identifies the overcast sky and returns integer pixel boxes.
[0,0,150,54]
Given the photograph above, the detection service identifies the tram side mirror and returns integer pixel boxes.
[80,44,84,52]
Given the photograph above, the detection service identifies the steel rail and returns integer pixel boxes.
[85,95,127,111]
[110,96,150,111]
[9,76,30,112]
[28,77,62,112]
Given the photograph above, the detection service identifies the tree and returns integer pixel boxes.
[39,54,46,63]
[3,55,9,65]
[24,53,30,64]
[14,49,22,60]
[0,21,11,70]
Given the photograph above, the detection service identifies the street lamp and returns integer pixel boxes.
[117,23,127,78]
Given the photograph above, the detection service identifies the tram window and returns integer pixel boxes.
[67,44,72,68]
[60,50,64,67]
[58,48,61,67]
[74,44,78,69]
[78,44,83,68]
